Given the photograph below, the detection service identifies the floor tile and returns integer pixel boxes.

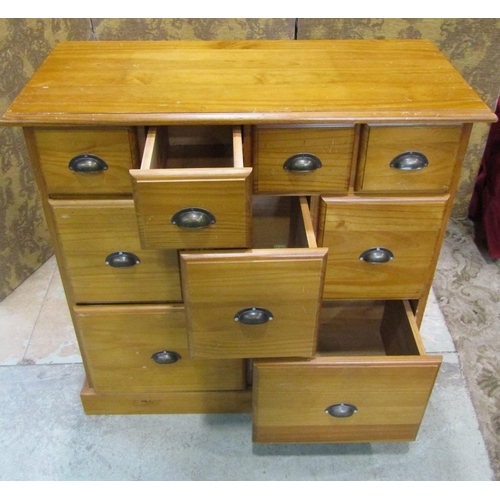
[0,362,492,480]
[0,257,56,365]
[24,265,81,365]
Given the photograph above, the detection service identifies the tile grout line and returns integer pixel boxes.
[20,262,58,364]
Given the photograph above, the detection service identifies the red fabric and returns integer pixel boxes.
[469,96,500,259]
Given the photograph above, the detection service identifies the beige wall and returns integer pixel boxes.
[1,18,498,299]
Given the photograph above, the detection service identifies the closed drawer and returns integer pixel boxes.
[74,304,247,393]
[318,196,447,299]
[34,127,140,195]
[356,125,463,193]
[130,126,252,249]
[253,300,441,443]
[50,199,181,303]
[253,126,354,194]
[180,197,328,359]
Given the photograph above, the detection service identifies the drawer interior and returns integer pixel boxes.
[252,196,317,249]
[179,196,326,359]
[140,125,243,170]
[252,299,440,444]
[317,300,425,358]
[129,125,251,250]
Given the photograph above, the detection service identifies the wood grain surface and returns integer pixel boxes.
[253,300,441,443]
[49,199,182,303]
[34,127,139,195]
[356,125,464,193]
[318,196,448,299]
[2,40,495,125]
[253,126,354,193]
[74,304,246,393]
[180,248,327,359]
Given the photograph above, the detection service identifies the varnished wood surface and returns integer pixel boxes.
[2,40,495,125]
[131,125,252,249]
[74,304,246,393]
[356,125,463,193]
[49,199,182,303]
[34,127,139,195]
[253,126,354,193]
[253,358,441,443]
[131,168,253,249]
[180,247,327,359]
[252,299,441,443]
[318,196,447,299]
[81,385,253,415]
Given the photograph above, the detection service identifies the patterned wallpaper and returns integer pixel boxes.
[1,18,498,299]
[91,18,295,40]
[0,19,92,301]
[298,18,500,218]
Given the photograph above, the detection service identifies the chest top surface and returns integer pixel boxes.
[1,39,495,126]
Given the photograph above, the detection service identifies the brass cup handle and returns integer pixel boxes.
[325,403,358,418]
[105,251,140,267]
[69,154,108,173]
[234,307,274,325]
[151,350,181,364]
[359,247,394,264]
[283,153,322,173]
[390,151,428,171]
[171,208,216,229]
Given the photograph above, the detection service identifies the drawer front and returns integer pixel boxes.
[50,200,181,303]
[34,128,140,195]
[319,197,447,299]
[130,168,253,249]
[253,126,354,193]
[357,125,463,193]
[253,359,440,443]
[180,248,328,359]
[253,301,441,443]
[74,304,247,393]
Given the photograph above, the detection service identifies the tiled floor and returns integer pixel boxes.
[0,257,81,366]
[0,256,494,480]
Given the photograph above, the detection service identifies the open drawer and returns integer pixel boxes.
[130,126,252,249]
[253,300,441,443]
[180,197,328,359]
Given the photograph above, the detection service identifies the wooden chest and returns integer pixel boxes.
[2,40,495,443]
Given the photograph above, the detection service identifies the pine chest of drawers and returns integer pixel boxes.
[3,40,495,444]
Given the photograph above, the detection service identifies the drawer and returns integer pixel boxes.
[130,126,252,249]
[356,125,463,193]
[74,304,247,393]
[253,126,354,194]
[49,199,181,303]
[34,127,140,195]
[318,196,447,299]
[180,197,328,359]
[253,300,442,443]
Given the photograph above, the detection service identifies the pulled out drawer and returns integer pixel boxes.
[253,300,441,443]
[253,125,355,194]
[130,126,252,249]
[74,304,247,394]
[34,127,140,196]
[50,199,181,304]
[180,197,328,359]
